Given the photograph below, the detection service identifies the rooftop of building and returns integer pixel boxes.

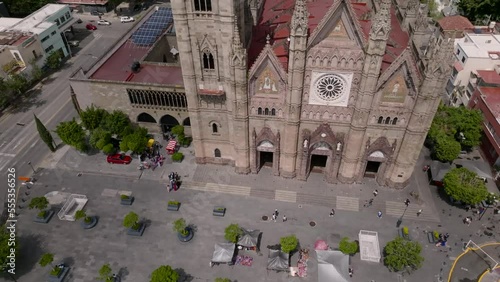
[438,15,474,31]
[0,4,67,34]
[477,69,500,85]
[248,0,409,73]
[457,33,500,58]
[89,6,183,86]
[0,31,34,46]
[57,0,108,5]
[479,86,500,121]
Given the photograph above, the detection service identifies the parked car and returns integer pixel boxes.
[86,23,97,30]
[90,10,103,16]
[107,154,132,164]
[120,16,134,23]
[97,20,111,25]
[68,40,79,47]
[76,18,83,24]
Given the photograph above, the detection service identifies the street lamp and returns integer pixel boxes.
[27,161,36,174]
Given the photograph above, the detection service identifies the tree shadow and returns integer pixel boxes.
[9,88,46,114]
[187,224,197,233]
[117,267,129,281]
[174,268,193,282]
[11,233,44,279]
[60,256,75,267]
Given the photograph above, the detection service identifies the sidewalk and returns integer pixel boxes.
[40,144,441,223]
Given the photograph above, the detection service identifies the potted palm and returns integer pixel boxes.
[98,263,119,282]
[29,197,54,223]
[173,218,193,242]
[39,253,70,282]
[167,200,180,211]
[120,194,134,205]
[75,210,98,229]
[123,211,145,236]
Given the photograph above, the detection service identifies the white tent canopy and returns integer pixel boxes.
[212,243,235,263]
[359,230,381,263]
[316,250,349,282]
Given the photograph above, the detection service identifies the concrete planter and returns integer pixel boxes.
[167,203,180,211]
[120,197,134,205]
[48,266,70,282]
[80,216,98,229]
[213,207,226,217]
[398,228,411,241]
[34,210,54,224]
[127,223,145,236]
[177,227,194,242]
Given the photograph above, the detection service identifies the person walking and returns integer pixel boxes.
[417,209,422,216]
[329,209,335,217]
[404,199,410,206]
[272,214,276,222]
[373,189,378,197]
[348,268,353,277]
[274,209,279,217]
[377,211,382,218]
[283,215,287,222]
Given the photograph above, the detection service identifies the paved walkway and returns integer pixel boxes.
[448,243,500,282]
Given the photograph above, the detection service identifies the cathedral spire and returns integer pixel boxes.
[290,0,309,36]
[405,0,419,16]
[425,32,454,78]
[232,16,242,48]
[414,4,429,32]
[370,0,392,41]
[231,16,246,67]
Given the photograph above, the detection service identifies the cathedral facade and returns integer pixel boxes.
[171,0,454,188]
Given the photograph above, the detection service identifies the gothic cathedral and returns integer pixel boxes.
[171,0,453,188]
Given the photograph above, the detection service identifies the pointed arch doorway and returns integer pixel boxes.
[160,114,179,133]
[257,141,274,169]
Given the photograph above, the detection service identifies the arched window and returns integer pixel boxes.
[258,107,262,115]
[271,108,276,116]
[194,0,212,11]
[385,117,390,124]
[378,116,383,124]
[202,51,215,69]
[212,123,218,133]
[264,108,269,115]
[182,117,191,126]
[392,117,398,125]
[214,148,221,158]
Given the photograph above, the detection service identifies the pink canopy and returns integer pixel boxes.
[314,240,328,250]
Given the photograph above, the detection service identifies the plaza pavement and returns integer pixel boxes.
[8,143,498,282]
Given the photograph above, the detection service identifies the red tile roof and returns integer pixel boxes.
[57,0,108,5]
[480,87,500,118]
[477,70,500,85]
[438,15,474,31]
[249,0,409,73]
[127,64,183,85]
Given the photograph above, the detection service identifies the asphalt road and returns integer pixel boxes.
[0,12,136,214]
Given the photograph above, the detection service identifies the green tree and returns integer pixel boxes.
[0,77,11,108]
[171,125,184,136]
[215,279,231,282]
[45,50,63,69]
[123,212,140,230]
[30,59,43,82]
[280,235,298,254]
[433,134,461,162]
[55,119,87,151]
[102,144,116,155]
[338,237,358,255]
[0,225,19,280]
[120,127,148,154]
[443,167,489,205]
[384,237,424,272]
[173,218,188,236]
[39,252,61,276]
[89,128,111,149]
[457,0,500,23]
[101,110,130,136]
[5,73,29,96]
[80,106,108,131]
[34,114,56,152]
[150,265,179,282]
[98,263,113,281]
[28,197,49,213]
[224,224,242,243]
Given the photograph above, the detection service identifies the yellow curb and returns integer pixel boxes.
[448,242,500,282]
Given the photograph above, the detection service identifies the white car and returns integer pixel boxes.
[97,20,111,25]
[120,16,134,23]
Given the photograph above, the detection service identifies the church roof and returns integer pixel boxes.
[248,0,409,73]
[438,16,474,31]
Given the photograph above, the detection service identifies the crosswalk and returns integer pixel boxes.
[181,181,440,222]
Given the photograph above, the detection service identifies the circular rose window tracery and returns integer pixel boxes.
[315,74,346,101]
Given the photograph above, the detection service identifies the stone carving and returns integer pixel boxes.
[381,74,408,103]
[257,68,278,93]
[303,139,308,148]
[337,142,342,151]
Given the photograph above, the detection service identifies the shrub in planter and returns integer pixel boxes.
[151,265,179,282]
[224,223,242,243]
[168,200,180,206]
[433,231,440,240]
[339,237,358,255]
[121,195,130,200]
[98,263,115,281]
[171,152,183,162]
[215,279,232,282]
[123,212,140,230]
[173,218,189,236]
[39,253,62,276]
[75,210,92,224]
[280,235,298,254]
[29,197,49,217]
[403,227,409,236]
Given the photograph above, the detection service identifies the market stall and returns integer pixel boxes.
[267,249,289,272]
[211,243,236,267]
[316,250,350,282]
[165,140,177,154]
[237,229,260,251]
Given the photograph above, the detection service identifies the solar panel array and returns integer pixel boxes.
[132,7,173,46]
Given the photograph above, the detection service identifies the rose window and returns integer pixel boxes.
[315,74,346,101]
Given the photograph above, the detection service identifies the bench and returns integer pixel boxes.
[427,232,436,243]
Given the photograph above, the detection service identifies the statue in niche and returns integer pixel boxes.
[336,142,342,151]
[258,69,278,93]
[391,82,400,97]
[303,139,308,148]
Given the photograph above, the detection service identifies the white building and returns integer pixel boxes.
[446,32,500,106]
[0,4,78,62]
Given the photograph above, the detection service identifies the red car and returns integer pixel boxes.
[107,154,132,164]
[86,23,97,30]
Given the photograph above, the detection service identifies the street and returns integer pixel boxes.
[0,11,139,214]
